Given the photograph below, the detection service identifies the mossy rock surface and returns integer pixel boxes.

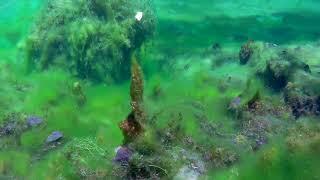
[25,0,155,83]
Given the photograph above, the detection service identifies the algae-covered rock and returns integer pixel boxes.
[24,0,155,83]
[264,59,291,90]
[284,83,320,118]
[239,40,255,65]
[262,49,311,91]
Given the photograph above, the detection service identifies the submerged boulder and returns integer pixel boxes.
[24,0,155,83]
[26,115,43,127]
[228,96,242,110]
[284,83,320,118]
[262,49,311,91]
[239,40,254,65]
[264,59,291,90]
[46,131,63,143]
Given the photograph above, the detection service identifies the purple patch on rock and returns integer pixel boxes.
[229,97,241,109]
[26,116,43,127]
[113,146,133,165]
[46,131,63,143]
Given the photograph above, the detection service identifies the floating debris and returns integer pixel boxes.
[135,11,143,21]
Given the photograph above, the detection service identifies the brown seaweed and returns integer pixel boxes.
[120,55,146,144]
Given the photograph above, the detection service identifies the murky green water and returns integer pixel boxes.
[0,0,320,179]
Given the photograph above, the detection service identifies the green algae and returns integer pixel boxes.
[1,0,320,179]
[23,0,155,83]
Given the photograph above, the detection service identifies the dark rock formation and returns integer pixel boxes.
[264,59,291,91]
[239,41,254,65]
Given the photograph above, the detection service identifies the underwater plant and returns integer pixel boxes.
[71,81,86,106]
[120,55,145,144]
[130,56,146,124]
[24,0,156,83]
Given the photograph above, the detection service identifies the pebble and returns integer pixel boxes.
[26,116,43,127]
[46,131,63,143]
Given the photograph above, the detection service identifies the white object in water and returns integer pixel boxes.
[135,11,143,21]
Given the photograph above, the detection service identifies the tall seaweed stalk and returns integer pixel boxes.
[119,55,145,144]
[130,55,145,124]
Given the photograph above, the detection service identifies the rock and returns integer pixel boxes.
[229,96,241,110]
[113,146,133,165]
[247,90,261,109]
[2,121,17,135]
[46,131,63,143]
[239,41,254,65]
[264,59,291,90]
[316,97,320,114]
[284,84,320,118]
[26,116,43,127]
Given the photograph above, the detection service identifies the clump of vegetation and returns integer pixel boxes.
[213,147,238,166]
[71,81,86,107]
[63,137,111,179]
[24,0,156,83]
[239,40,255,65]
[130,56,146,124]
[120,55,145,144]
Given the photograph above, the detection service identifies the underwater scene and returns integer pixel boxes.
[0,0,320,179]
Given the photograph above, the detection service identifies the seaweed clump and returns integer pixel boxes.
[72,82,86,106]
[115,56,180,179]
[120,56,145,144]
[24,0,155,83]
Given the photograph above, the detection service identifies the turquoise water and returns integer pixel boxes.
[0,0,320,179]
